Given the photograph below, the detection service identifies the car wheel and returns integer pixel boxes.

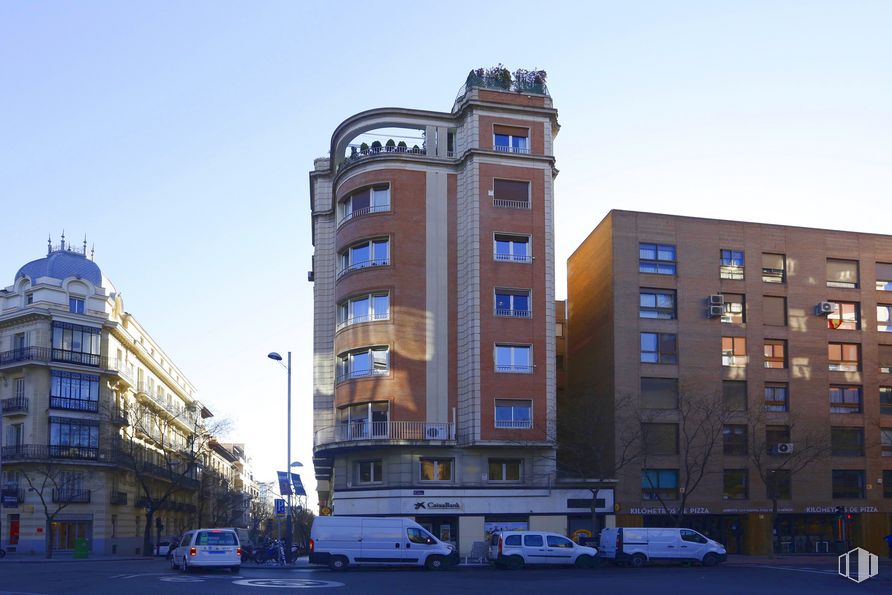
[506,555,524,570]
[425,555,446,571]
[169,556,178,571]
[630,553,647,568]
[702,553,719,567]
[328,555,349,571]
[575,555,595,569]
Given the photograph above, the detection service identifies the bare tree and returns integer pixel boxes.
[19,457,85,559]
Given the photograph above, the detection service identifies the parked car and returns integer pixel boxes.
[165,536,180,561]
[169,528,241,573]
[155,540,173,557]
[309,516,458,570]
[488,531,598,569]
[598,527,726,567]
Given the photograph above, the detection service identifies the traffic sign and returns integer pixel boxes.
[274,498,286,518]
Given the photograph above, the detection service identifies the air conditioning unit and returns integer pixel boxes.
[425,425,449,439]
[815,301,835,316]
[708,294,724,305]
[773,443,794,455]
[707,304,724,318]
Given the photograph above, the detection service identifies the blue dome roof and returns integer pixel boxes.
[16,250,104,287]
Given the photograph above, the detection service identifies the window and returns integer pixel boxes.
[766,469,792,500]
[762,253,785,283]
[832,470,865,499]
[523,534,544,547]
[337,293,390,330]
[827,302,859,330]
[488,459,522,481]
[882,387,892,415]
[722,336,747,367]
[640,332,677,364]
[763,296,787,327]
[69,297,85,314]
[723,381,747,411]
[828,343,860,372]
[420,459,452,481]
[642,423,678,455]
[880,345,892,374]
[641,469,679,500]
[357,460,383,484]
[720,249,745,280]
[50,371,100,412]
[494,399,532,429]
[407,527,437,545]
[49,416,99,457]
[495,344,532,373]
[492,179,530,209]
[493,125,529,154]
[766,425,791,452]
[831,427,864,457]
[14,377,24,399]
[640,377,678,409]
[51,322,101,366]
[723,425,748,456]
[827,259,859,288]
[338,186,390,224]
[547,535,575,549]
[639,243,676,275]
[338,238,389,277]
[880,428,892,457]
[885,471,892,499]
[722,294,745,324]
[876,263,892,291]
[338,401,390,440]
[723,470,748,500]
[336,347,389,383]
[763,340,787,369]
[639,289,676,319]
[494,234,531,263]
[765,384,789,412]
[830,386,862,414]
[495,289,531,318]
[878,305,892,332]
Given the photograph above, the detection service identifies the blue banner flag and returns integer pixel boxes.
[277,471,293,496]
[291,473,306,497]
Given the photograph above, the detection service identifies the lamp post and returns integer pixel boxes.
[267,351,292,562]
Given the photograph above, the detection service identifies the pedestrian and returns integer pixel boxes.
[884,532,892,560]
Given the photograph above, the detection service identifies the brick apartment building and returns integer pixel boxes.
[308,69,613,556]
[566,210,892,555]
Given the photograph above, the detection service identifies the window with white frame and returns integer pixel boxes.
[492,179,530,209]
[337,292,390,330]
[493,125,529,154]
[488,459,522,482]
[69,297,85,314]
[495,289,531,318]
[338,238,389,277]
[420,458,452,481]
[494,234,531,263]
[337,402,389,440]
[495,344,532,373]
[336,347,389,383]
[356,460,383,484]
[494,399,532,429]
[338,186,390,224]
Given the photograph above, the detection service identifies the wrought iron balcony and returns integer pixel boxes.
[315,421,455,446]
[53,489,91,504]
[0,444,103,462]
[111,409,129,426]
[49,396,99,413]
[0,346,107,369]
[110,491,128,505]
[1,397,29,415]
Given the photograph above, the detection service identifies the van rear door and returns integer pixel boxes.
[359,519,404,564]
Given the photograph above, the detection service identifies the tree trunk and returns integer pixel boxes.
[143,509,155,556]
[45,518,54,559]
[767,498,779,559]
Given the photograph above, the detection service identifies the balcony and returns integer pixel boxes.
[52,489,91,504]
[494,420,533,430]
[1,444,103,462]
[315,421,455,447]
[495,308,532,318]
[336,258,390,281]
[492,198,530,210]
[495,364,534,374]
[111,409,129,426]
[107,359,135,386]
[1,397,29,415]
[110,491,128,505]
[493,144,531,155]
[0,346,107,369]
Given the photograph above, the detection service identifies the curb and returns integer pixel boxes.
[0,556,162,564]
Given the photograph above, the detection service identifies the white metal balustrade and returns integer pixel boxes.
[315,421,455,445]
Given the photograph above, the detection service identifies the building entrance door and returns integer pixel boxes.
[415,516,457,547]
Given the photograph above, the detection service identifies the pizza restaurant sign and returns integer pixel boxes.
[629,507,711,515]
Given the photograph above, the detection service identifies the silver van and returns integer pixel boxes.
[309,516,458,570]
[598,527,726,567]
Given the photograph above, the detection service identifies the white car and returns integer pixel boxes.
[489,531,598,569]
[170,528,241,573]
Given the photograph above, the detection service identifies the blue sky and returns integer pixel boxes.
[2,1,890,508]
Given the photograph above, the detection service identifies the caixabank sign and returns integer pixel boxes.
[838,548,879,583]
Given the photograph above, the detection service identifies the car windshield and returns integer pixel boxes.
[195,531,237,546]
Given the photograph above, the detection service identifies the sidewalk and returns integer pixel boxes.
[726,553,892,567]
[0,553,161,564]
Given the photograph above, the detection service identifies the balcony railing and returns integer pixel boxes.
[339,143,438,172]
[49,396,99,413]
[493,144,531,155]
[111,409,129,426]
[494,420,533,430]
[110,491,128,505]
[0,346,107,369]
[495,308,532,318]
[316,421,454,445]
[1,444,103,461]
[495,365,534,374]
[53,489,91,504]
[2,397,29,414]
[337,204,391,227]
[335,368,389,384]
[495,253,532,263]
[336,313,390,332]
[492,198,531,210]
[337,259,390,280]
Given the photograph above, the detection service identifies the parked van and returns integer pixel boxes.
[488,531,598,569]
[598,527,726,567]
[309,516,458,570]
[170,528,241,573]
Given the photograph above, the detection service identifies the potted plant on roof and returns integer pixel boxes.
[385,139,396,152]
[360,142,369,155]
[485,64,512,90]
[397,140,407,153]
[370,140,382,154]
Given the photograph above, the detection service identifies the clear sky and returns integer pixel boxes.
[2,2,890,510]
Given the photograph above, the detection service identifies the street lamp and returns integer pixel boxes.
[268,351,293,562]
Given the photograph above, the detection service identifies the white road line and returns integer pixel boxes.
[751,565,837,575]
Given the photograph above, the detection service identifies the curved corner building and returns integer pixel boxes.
[309,74,612,553]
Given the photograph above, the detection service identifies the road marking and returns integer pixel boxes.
[160,577,205,583]
[232,578,344,588]
[750,565,837,575]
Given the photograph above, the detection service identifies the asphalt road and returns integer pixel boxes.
[0,559,889,595]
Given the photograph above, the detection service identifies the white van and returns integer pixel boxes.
[309,516,458,570]
[170,528,241,573]
[598,527,726,567]
[488,530,599,569]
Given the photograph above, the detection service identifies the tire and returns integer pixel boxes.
[425,555,446,571]
[630,553,647,568]
[702,553,719,567]
[328,555,349,571]
[575,555,595,569]
[182,558,190,573]
[506,555,524,570]
[169,556,178,571]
